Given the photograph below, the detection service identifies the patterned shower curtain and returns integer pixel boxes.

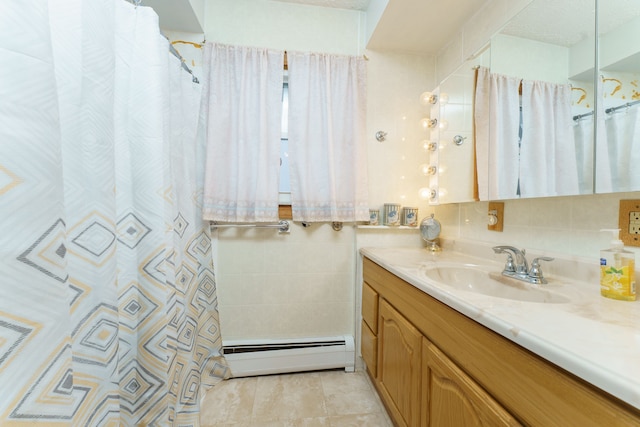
[0,0,228,425]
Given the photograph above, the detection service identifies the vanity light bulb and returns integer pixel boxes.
[421,118,438,129]
[439,119,449,130]
[439,93,449,104]
[419,91,438,105]
[426,141,437,151]
[418,187,432,200]
[419,164,437,176]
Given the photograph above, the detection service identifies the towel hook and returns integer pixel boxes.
[453,135,467,145]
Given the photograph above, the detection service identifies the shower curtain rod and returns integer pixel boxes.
[210,220,291,233]
[573,111,594,121]
[573,99,640,121]
[605,99,640,114]
[168,42,199,84]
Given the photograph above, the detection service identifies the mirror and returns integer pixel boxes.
[425,51,490,205]
[484,0,597,200]
[597,0,640,193]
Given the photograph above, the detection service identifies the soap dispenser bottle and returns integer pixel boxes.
[599,229,636,301]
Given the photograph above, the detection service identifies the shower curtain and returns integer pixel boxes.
[0,1,227,425]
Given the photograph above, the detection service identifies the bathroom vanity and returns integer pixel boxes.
[360,246,640,427]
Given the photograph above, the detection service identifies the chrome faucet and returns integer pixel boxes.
[492,246,554,284]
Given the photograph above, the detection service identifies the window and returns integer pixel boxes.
[279,74,291,204]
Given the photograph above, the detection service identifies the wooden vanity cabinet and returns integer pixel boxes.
[361,282,378,377]
[361,256,640,427]
[377,299,422,427]
[422,338,520,426]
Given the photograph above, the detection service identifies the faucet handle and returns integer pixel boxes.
[529,257,554,284]
[503,254,516,273]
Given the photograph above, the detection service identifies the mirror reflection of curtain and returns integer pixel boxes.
[200,43,285,222]
[287,52,369,222]
[604,105,640,192]
[474,67,520,200]
[0,1,228,424]
[573,116,595,193]
[520,80,579,197]
[595,80,614,193]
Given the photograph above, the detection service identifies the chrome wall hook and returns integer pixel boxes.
[453,135,467,145]
[375,131,387,142]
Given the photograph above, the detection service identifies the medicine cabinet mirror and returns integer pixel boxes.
[485,0,596,200]
[427,0,640,203]
[596,0,640,193]
[426,52,489,205]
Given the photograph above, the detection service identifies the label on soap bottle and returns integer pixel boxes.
[600,256,636,301]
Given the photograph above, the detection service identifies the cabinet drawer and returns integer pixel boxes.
[362,281,378,331]
[361,321,378,377]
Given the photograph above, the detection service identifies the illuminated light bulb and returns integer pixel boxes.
[419,91,438,105]
[439,93,449,104]
[418,187,432,200]
[420,118,438,129]
[438,165,447,175]
[439,119,449,130]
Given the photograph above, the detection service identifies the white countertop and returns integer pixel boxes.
[360,245,640,410]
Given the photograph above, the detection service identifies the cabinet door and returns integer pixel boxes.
[378,299,422,427]
[361,320,377,377]
[422,338,521,427]
[362,281,378,331]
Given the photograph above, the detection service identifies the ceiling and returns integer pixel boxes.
[272,0,371,11]
[272,0,489,55]
[365,0,488,54]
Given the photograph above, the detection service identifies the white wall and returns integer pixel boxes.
[202,0,436,342]
[490,34,569,84]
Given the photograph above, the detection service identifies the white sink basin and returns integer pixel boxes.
[419,264,570,304]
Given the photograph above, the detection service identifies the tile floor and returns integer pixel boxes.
[200,369,393,426]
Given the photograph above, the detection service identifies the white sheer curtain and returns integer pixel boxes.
[605,105,640,191]
[474,67,521,200]
[573,116,595,194]
[287,51,369,222]
[520,80,579,197]
[0,1,227,425]
[201,43,284,222]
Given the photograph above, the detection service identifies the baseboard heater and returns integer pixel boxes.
[222,335,355,378]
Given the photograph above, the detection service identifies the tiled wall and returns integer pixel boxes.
[213,224,356,340]
[436,192,640,260]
